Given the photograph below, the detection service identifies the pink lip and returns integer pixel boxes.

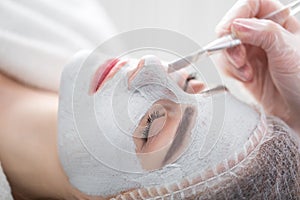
[90,58,128,94]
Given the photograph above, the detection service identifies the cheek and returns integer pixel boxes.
[138,119,180,170]
[133,99,192,170]
[137,147,170,170]
[144,112,181,153]
[136,107,183,170]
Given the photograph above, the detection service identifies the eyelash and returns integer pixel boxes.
[142,111,165,142]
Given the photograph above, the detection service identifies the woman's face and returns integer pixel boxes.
[59,51,300,198]
[89,55,204,170]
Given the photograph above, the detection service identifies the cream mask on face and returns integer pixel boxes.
[58,51,261,197]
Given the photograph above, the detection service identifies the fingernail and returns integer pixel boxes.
[238,64,253,82]
[236,70,248,82]
[226,45,247,69]
[231,19,254,36]
[241,69,252,81]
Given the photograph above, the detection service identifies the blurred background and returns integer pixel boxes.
[101,0,295,47]
[101,0,236,46]
[100,0,296,103]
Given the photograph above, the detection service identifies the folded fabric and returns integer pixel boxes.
[0,0,116,91]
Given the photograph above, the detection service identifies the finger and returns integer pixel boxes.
[283,15,300,33]
[216,0,285,36]
[213,52,253,82]
[225,44,247,69]
[231,18,287,54]
[213,52,235,77]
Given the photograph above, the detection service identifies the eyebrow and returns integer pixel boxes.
[162,106,195,165]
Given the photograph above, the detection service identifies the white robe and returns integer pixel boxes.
[0,0,116,91]
[0,0,116,196]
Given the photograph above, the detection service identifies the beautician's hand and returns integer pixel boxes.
[215,0,300,133]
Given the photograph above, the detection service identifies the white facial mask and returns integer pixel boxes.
[58,51,261,196]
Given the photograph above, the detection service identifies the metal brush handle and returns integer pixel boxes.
[168,0,300,73]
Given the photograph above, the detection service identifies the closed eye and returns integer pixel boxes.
[141,110,165,142]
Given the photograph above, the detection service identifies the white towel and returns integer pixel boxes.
[0,0,116,91]
[0,163,13,200]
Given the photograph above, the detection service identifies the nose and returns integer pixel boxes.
[128,55,166,84]
[142,55,162,66]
